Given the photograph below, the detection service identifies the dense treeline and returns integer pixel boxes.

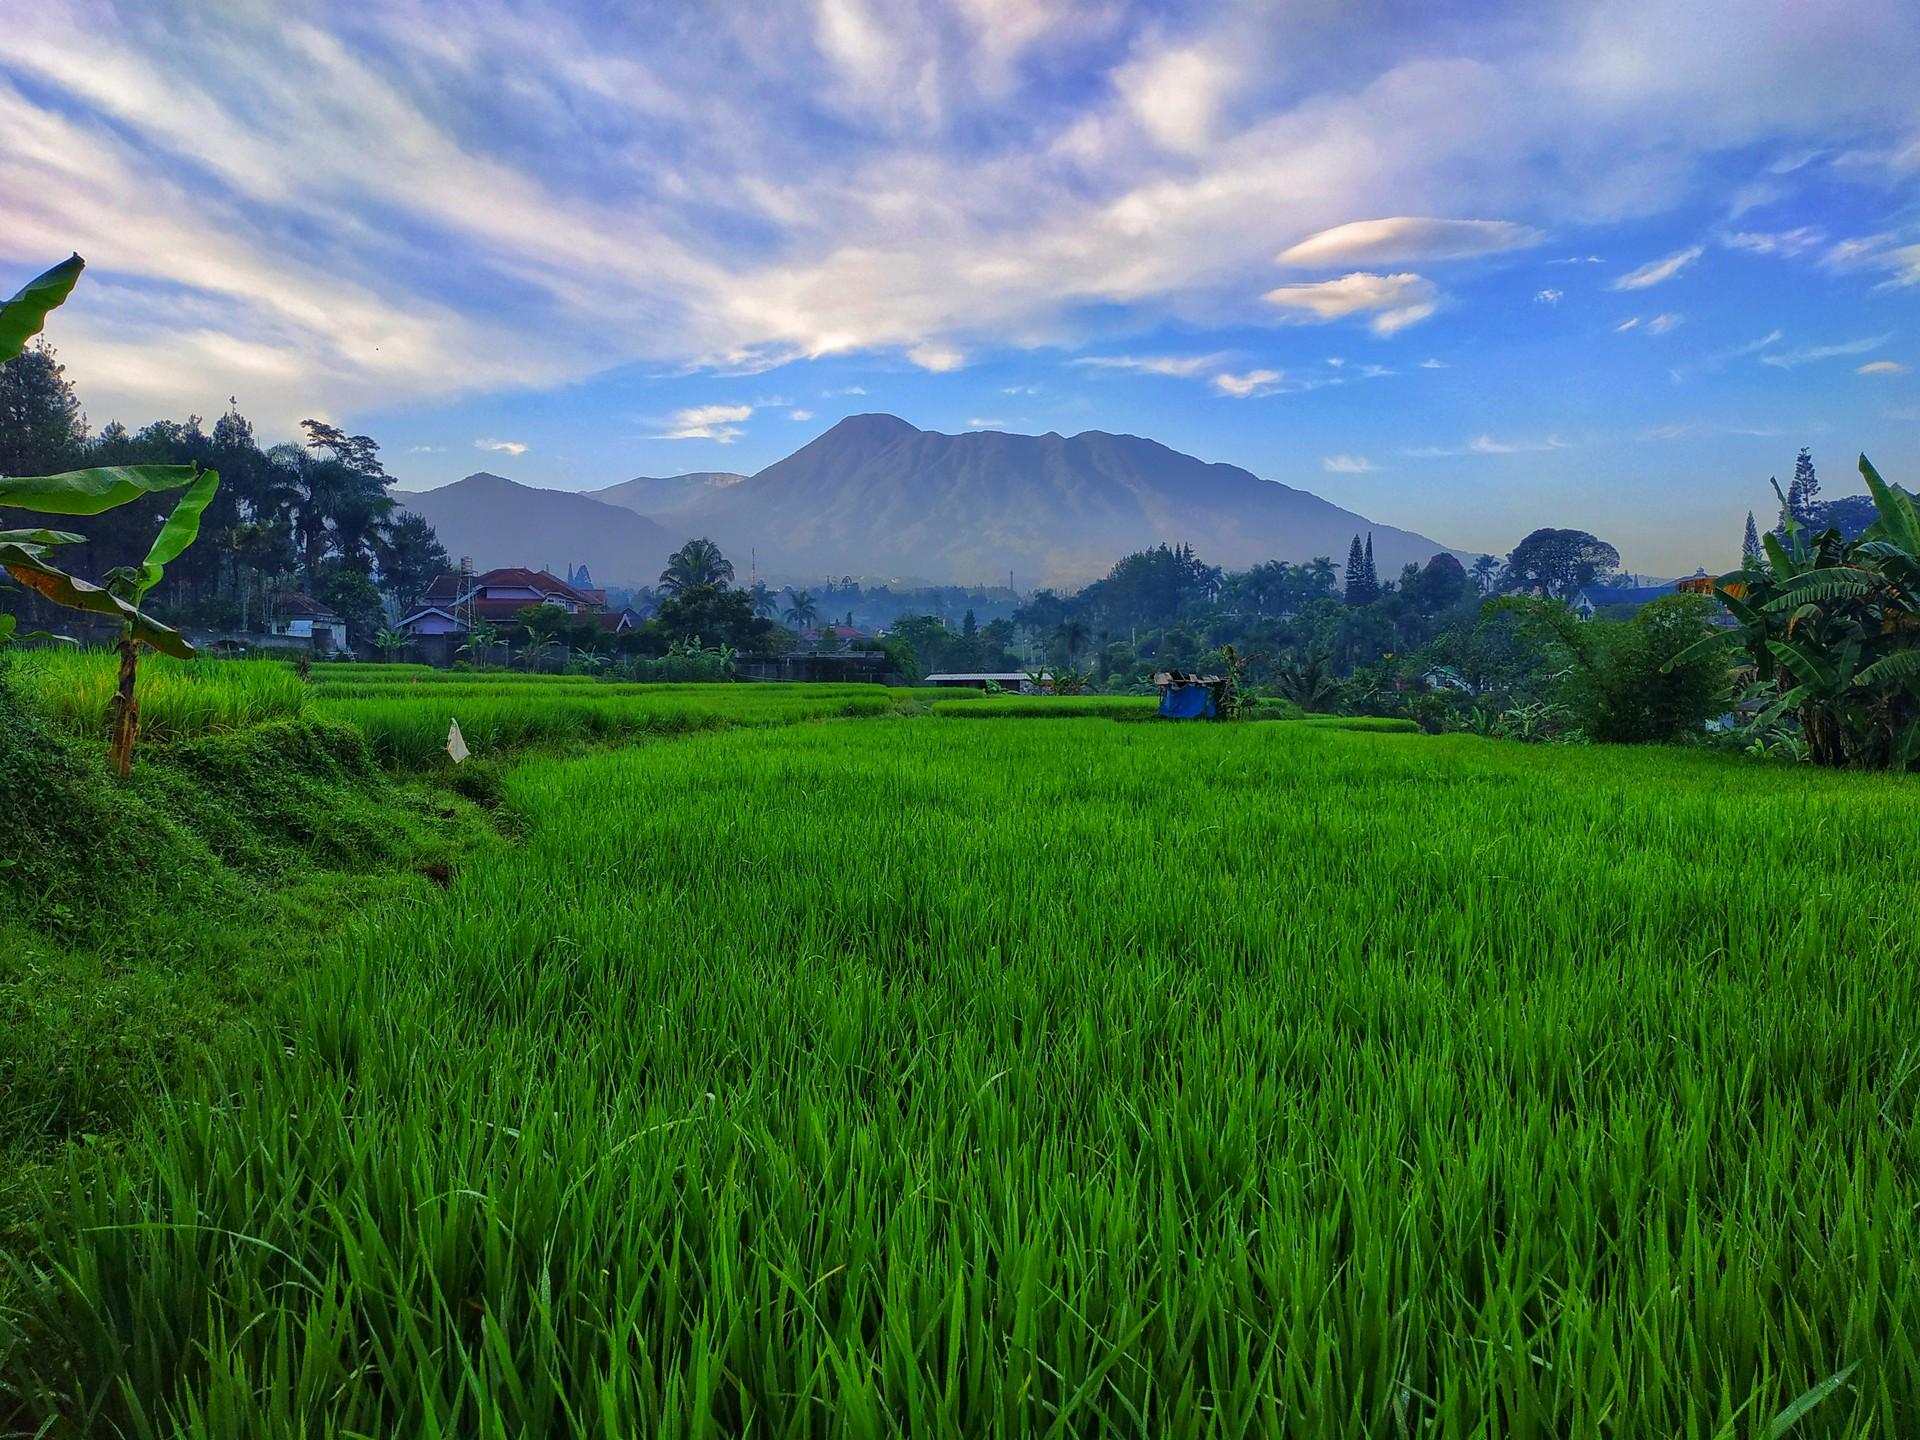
[1,339,447,645]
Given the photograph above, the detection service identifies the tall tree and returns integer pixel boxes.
[1501,528,1620,599]
[659,537,734,595]
[1469,554,1503,594]
[782,588,820,628]
[378,512,451,613]
[1742,511,1761,564]
[0,340,86,476]
[1343,534,1368,605]
[1793,447,1820,516]
[1362,534,1378,593]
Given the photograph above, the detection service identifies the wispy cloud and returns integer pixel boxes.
[788,407,814,419]
[1858,360,1908,375]
[1547,255,1605,265]
[1275,217,1541,266]
[474,437,528,456]
[1073,353,1226,378]
[1534,288,1563,305]
[1645,312,1682,335]
[1404,433,1569,458]
[1612,245,1704,290]
[1322,453,1376,473]
[967,416,1006,427]
[1262,273,1437,335]
[1418,357,1449,369]
[655,403,753,441]
[1213,369,1283,398]
[1760,334,1890,368]
[1723,227,1824,257]
[1615,317,1642,333]
[407,444,446,453]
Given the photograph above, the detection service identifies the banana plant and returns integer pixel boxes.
[2,254,221,773]
[1672,454,1920,769]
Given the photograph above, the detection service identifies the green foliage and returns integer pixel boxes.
[0,254,83,362]
[1682,454,1920,769]
[658,536,734,595]
[3,716,1911,1434]
[1558,594,1729,743]
[9,650,309,740]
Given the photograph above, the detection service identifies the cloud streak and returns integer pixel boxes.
[1612,246,1704,290]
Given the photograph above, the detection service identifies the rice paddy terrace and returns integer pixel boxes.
[2,656,1914,1436]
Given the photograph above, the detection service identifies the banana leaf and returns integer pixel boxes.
[0,254,84,363]
[0,464,204,517]
[1859,454,1920,554]
[130,467,219,600]
[0,526,88,547]
[0,542,193,657]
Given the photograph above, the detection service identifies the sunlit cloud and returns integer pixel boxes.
[1612,246,1703,290]
[474,437,528,455]
[1213,369,1282,398]
[788,407,815,419]
[655,403,753,441]
[1262,273,1438,335]
[1072,353,1227,378]
[1275,218,1540,267]
[1858,360,1908,375]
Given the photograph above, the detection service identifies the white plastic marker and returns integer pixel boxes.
[447,717,469,764]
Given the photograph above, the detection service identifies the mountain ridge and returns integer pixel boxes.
[395,416,1458,588]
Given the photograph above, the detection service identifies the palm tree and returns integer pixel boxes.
[1306,556,1338,598]
[783,589,820,628]
[748,581,780,619]
[1470,554,1503,595]
[1054,617,1092,664]
[659,538,734,596]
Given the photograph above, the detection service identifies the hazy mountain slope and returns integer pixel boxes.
[679,415,1455,587]
[393,473,677,587]
[587,471,748,517]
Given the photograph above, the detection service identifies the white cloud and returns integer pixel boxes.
[1760,334,1890,368]
[1470,433,1567,454]
[907,341,965,372]
[656,402,753,441]
[1322,453,1376,473]
[824,385,868,396]
[1407,433,1567,458]
[1859,360,1908,375]
[1262,273,1438,335]
[1548,255,1605,265]
[1714,328,1783,361]
[1646,312,1682,334]
[474,437,528,455]
[1724,227,1823,257]
[1113,43,1236,154]
[1213,368,1282,398]
[407,444,446,453]
[1072,352,1226,377]
[1418,357,1449,369]
[788,407,815,419]
[1534,288,1562,305]
[1612,245,1704,290]
[1615,317,1642,332]
[1274,217,1541,267]
[967,416,1006,427]
[1326,357,1345,367]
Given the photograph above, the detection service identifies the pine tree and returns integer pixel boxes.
[1742,511,1761,564]
[1344,534,1367,604]
[1362,534,1378,593]
[1793,447,1819,519]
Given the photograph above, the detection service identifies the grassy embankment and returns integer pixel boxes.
[3,657,1915,1435]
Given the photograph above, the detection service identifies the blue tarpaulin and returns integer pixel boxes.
[1158,684,1217,720]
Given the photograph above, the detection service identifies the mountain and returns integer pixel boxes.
[393,473,677,587]
[674,414,1457,587]
[588,470,748,517]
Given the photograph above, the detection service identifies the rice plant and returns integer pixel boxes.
[4,717,1913,1436]
[8,648,309,740]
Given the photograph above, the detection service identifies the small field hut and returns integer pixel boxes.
[1153,670,1227,719]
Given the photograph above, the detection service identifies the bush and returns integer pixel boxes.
[1562,595,1727,744]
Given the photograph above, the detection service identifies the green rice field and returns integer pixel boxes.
[3,661,1916,1436]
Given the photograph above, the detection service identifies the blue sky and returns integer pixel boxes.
[3,0,1918,574]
